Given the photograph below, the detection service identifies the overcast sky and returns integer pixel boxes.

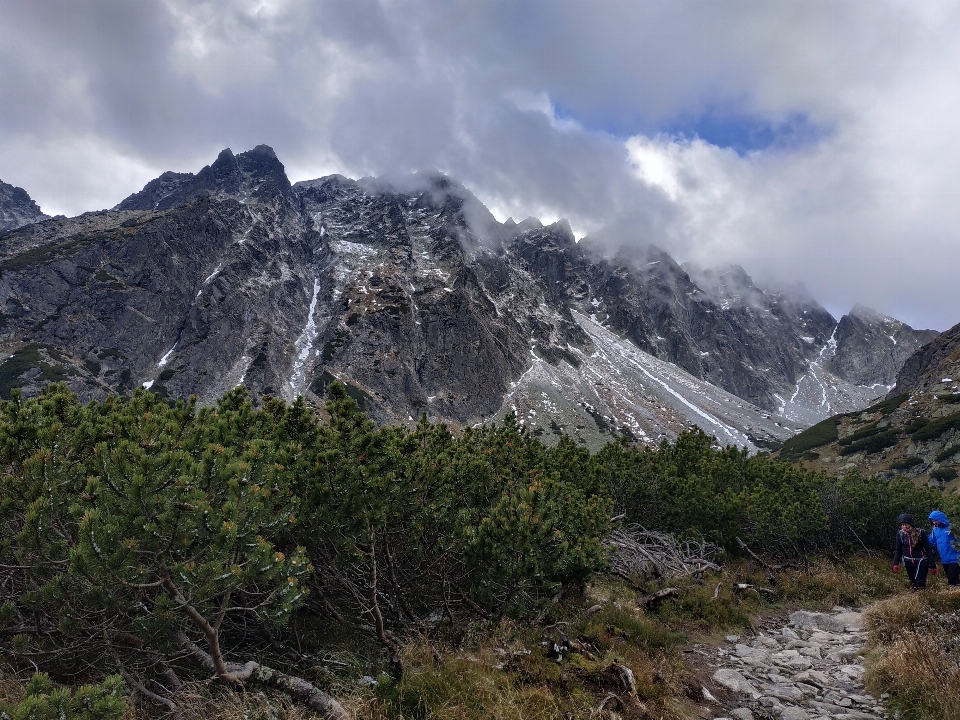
[2,0,959,331]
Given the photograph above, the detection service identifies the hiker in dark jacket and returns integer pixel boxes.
[928,510,960,586]
[893,513,937,589]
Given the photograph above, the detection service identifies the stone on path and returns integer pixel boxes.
[788,611,847,633]
[833,611,864,631]
[735,643,772,665]
[713,669,761,697]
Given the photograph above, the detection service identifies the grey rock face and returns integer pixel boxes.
[892,318,960,396]
[829,305,938,387]
[0,179,48,233]
[293,172,545,424]
[0,146,929,445]
[115,145,292,213]
[579,256,837,412]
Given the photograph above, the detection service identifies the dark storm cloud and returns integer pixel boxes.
[1,0,960,330]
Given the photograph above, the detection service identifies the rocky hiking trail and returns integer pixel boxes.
[692,607,887,720]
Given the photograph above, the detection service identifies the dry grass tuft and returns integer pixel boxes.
[774,556,903,608]
[862,591,926,644]
[359,642,587,720]
[864,587,960,720]
[173,686,323,720]
[349,614,698,720]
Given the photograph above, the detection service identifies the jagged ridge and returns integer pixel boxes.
[0,147,939,449]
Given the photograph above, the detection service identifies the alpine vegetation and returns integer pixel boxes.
[2,382,956,717]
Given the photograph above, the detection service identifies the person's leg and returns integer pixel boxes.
[904,559,918,589]
[945,563,960,586]
[909,560,929,589]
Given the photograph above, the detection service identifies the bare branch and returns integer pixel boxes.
[118,667,181,719]
[606,527,720,581]
[735,536,778,582]
[161,571,230,681]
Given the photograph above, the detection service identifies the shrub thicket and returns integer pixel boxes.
[930,467,959,482]
[911,411,960,441]
[839,429,900,456]
[838,422,883,446]
[890,456,924,470]
[862,393,909,417]
[936,445,960,462]
[0,383,957,717]
[0,674,126,720]
[777,417,839,459]
[905,417,929,434]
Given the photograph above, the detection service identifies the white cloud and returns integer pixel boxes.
[0,134,159,216]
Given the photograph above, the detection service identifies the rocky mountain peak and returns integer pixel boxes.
[604,243,682,278]
[116,145,292,213]
[681,262,765,308]
[0,179,49,233]
[826,305,938,387]
[848,303,882,321]
[247,144,278,160]
[503,216,543,233]
[513,219,576,250]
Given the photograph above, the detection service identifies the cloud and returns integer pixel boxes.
[0,134,159,217]
[1,0,960,329]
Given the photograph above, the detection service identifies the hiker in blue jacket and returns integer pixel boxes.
[893,513,937,589]
[928,510,960,586]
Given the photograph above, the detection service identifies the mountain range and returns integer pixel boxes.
[0,145,939,450]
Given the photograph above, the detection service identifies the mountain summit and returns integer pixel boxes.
[115,145,292,212]
[0,179,48,233]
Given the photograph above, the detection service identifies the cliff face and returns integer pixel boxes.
[0,146,937,447]
[0,152,583,428]
[829,305,939,387]
[0,179,48,233]
[773,321,959,491]
[892,320,960,397]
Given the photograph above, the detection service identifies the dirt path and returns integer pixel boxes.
[693,607,886,720]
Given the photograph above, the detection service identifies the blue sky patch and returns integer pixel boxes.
[661,111,830,155]
[549,100,830,155]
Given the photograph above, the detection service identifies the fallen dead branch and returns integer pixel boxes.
[606,526,720,581]
[636,587,679,609]
[176,632,349,720]
[732,583,776,596]
[735,536,777,582]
